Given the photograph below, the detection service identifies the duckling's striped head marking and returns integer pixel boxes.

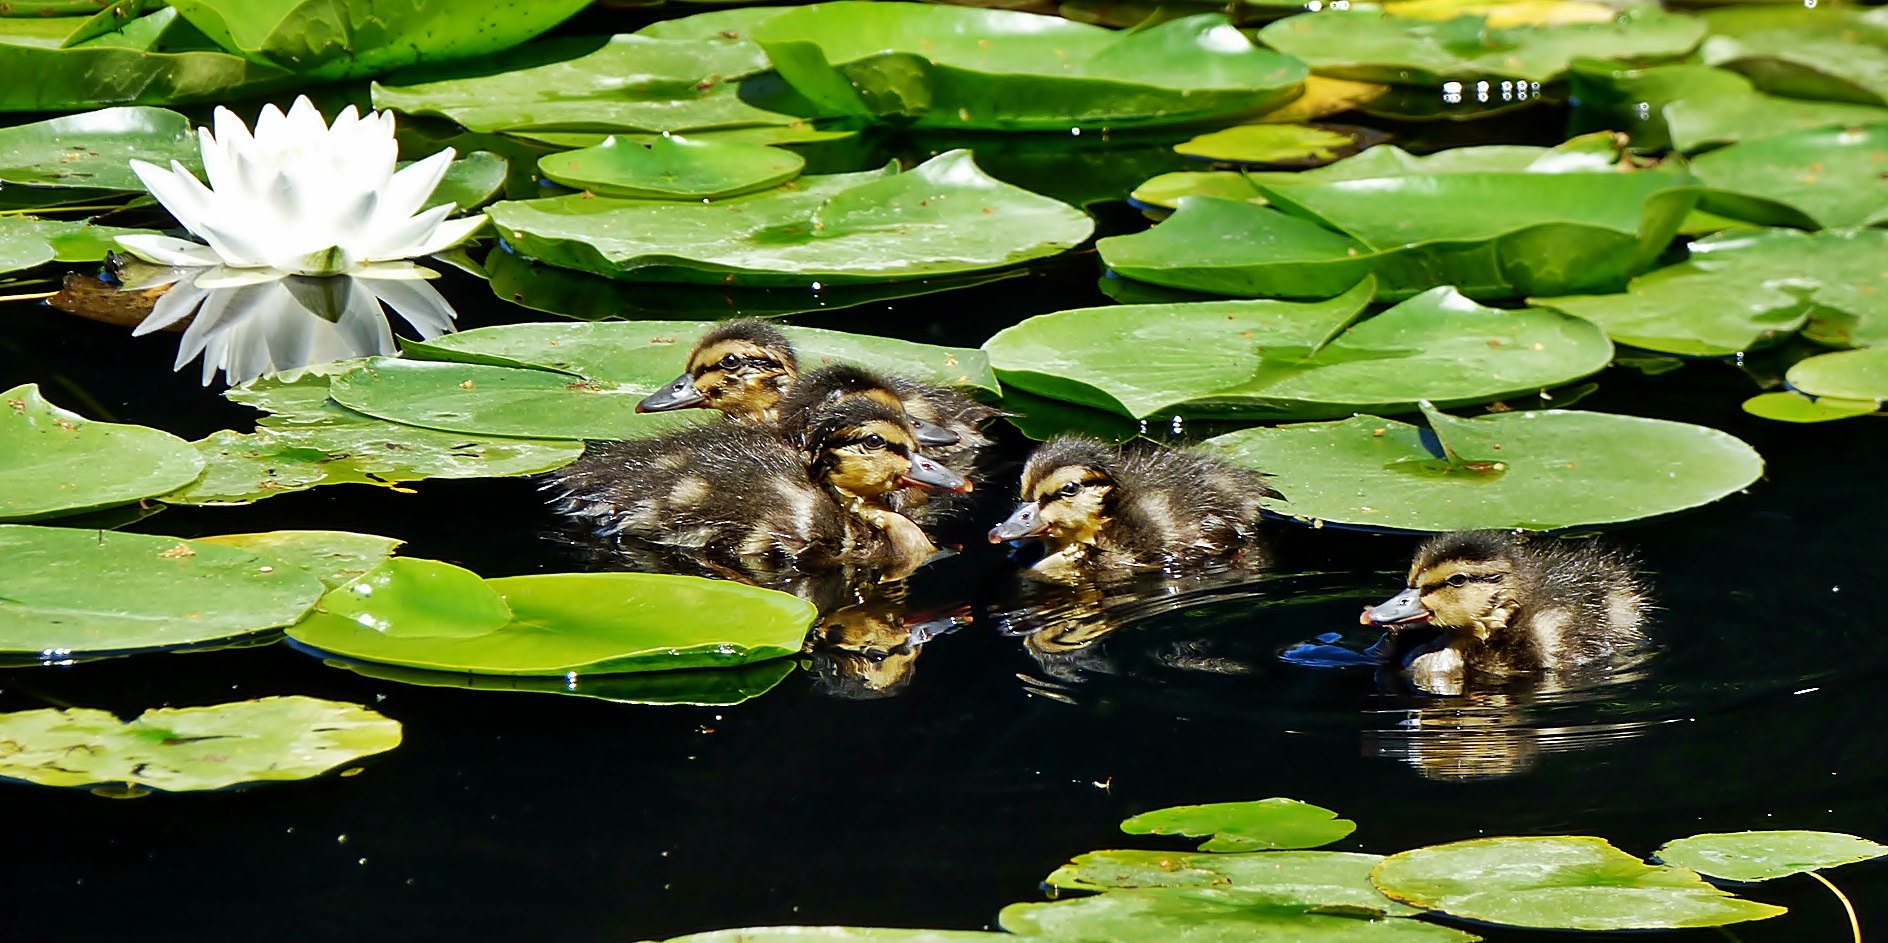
[1373,530,1522,639]
[804,399,970,500]
[777,363,960,448]
[992,435,1118,547]
[638,319,799,421]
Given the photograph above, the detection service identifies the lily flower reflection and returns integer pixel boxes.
[125,264,455,385]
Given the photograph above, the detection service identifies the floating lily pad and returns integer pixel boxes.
[1122,798,1358,852]
[0,696,401,793]
[427,150,508,212]
[751,5,1307,130]
[1206,403,1765,531]
[1248,75,1391,124]
[1128,172,1267,211]
[413,320,999,396]
[1665,86,1888,152]
[193,530,403,589]
[1175,124,1384,167]
[1247,138,1618,184]
[537,135,804,200]
[1001,888,1479,943]
[996,286,1611,421]
[328,359,706,441]
[320,558,514,637]
[287,565,815,675]
[0,382,204,521]
[0,15,267,113]
[1565,59,1753,151]
[1534,228,1888,354]
[1258,8,1705,85]
[0,524,324,654]
[1700,6,1888,107]
[1656,831,1888,883]
[1785,347,1888,403]
[1689,124,1888,229]
[0,105,198,191]
[1098,197,1374,300]
[327,656,797,707]
[1740,391,1879,423]
[662,930,1016,943]
[1383,0,1621,28]
[1047,849,1418,915]
[490,150,1092,286]
[0,216,163,274]
[1369,836,1788,930]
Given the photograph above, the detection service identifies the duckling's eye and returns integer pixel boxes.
[863,434,887,450]
[718,353,741,369]
[1447,573,1469,587]
[1057,482,1081,498]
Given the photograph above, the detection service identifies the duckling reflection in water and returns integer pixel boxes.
[989,435,1278,583]
[804,583,972,699]
[1362,530,1651,695]
[1365,689,1657,782]
[546,398,971,579]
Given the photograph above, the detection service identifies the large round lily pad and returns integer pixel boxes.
[1098,197,1374,299]
[751,4,1306,130]
[1700,6,1888,107]
[1690,124,1888,229]
[1122,798,1357,852]
[0,105,198,191]
[1205,402,1764,532]
[489,150,1093,287]
[1655,831,1888,883]
[1000,888,1479,943]
[1047,849,1417,915]
[327,359,708,442]
[0,15,264,113]
[193,530,403,590]
[287,562,815,676]
[987,284,1610,421]
[1370,836,1788,930]
[0,524,325,655]
[0,696,401,793]
[0,382,205,521]
[536,134,804,200]
[1784,348,1888,402]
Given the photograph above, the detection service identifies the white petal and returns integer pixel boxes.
[357,202,455,260]
[132,278,210,335]
[130,160,213,235]
[252,103,289,147]
[211,106,254,153]
[362,275,457,337]
[352,261,441,281]
[374,149,454,227]
[400,213,490,260]
[193,220,273,269]
[335,280,398,355]
[286,96,328,144]
[196,126,237,196]
[113,234,222,268]
[194,267,288,290]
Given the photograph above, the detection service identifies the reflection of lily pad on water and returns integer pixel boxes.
[1205,402,1764,532]
[1047,849,1418,915]
[0,696,402,794]
[1001,887,1478,943]
[0,382,205,521]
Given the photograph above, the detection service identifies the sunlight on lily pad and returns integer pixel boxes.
[1001,888,1479,943]
[536,135,804,200]
[1174,124,1377,167]
[1700,6,1888,107]
[331,656,797,707]
[194,530,403,590]
[1047,849,1418,915]
[0,382,204,521]
[0,216,162,275]
[0,524,324,654]
[1206,403,1764,532]
[1690,123,1888,229]
[1129,172,1266,211]
[1784,347,1888,403]
[1098,197,1373,299]
[1655,830,1888,883]
[1665,86,1888,152]
[752,4,1306,130]
[288,566,815,675]
[326,359,709,441]
[0,696,401,793]
[0,105,198,190]
[0,15,260,113]
[1122,797,1357,852]
[1740,391,1879,424]
[1370,836,1788,930]
[319,558,514,638]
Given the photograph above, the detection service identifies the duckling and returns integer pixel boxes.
[1360,530,1651,694]
[636,319,799,422]
[988,435,1279,583]
[546,398,971,579]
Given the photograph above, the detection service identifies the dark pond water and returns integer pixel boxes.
[2,68,1886,943]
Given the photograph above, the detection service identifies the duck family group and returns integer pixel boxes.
[548,320,1650,692]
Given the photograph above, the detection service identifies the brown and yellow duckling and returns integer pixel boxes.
[636,320,800,422]
[547,398,971,579]
[989,435,1279,583]
[1361,530,1651,693]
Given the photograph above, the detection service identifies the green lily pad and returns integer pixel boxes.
[1740,391,1879,423]
[1001,888,1480,943]
[998,286,1611,422]
[0,696,401,793]
[1656,831,1888,883]
[1129,171,1267,211]
[1098,197,1374,300]
[1047,849,1419,915]
[0,15,271,113]
[631,6,793,41]
[1370,836,1788,930]
[1174,124,1379,166]
[329,656,797,707]
[1785,347,1888,402]
[427,150,508,212]
[1565,59,1754,151]
[0,524,324,654]
[489,150,1092,287]
[1700,6,1888,107]
[1122,798,1358,852]
[997,386,1140,443]
[193,530,402,590]
[1534,228,1888,354]
[751,5,1307,130]
[0,216,164,274]
[661,931,1016,943]
[0,382,204,521]
[1665,87,1888,152]
[412,319,999,396]
[1247,137,1619,185]
[326,359,708,441]
[0,105,198,190]
[320,558,514,638]
[1258,7,1705,85]
[371,34,806,135]
[287,566,815,675]
[537,134,804,200]
[1689,123,1888,229]
[1205,402,1764,531]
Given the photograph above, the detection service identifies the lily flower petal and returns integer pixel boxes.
[399,214,490,260]
[374,148,455,228]
[360,274,457,338]
[352,260,442,281]
[132,275,211,336]
[359,202,456,261]
[114,233,225,268]
[194,267,289,290]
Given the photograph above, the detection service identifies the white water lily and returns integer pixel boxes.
[115,95,486,281]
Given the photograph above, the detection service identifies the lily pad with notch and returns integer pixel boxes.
[536,134,805,200]
[1122,797,1358,852]
[327,359,708,442]
[1655,830,1888,883]
[193,530,403,589]
[1097,197,1374,300]
[0,105,199,191]
[1047,849,1419,916]
[1175,123,1389,168]
[0,382,204,521]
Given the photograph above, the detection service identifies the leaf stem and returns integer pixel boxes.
[0,290,58,303]
[1808,870,1861,943]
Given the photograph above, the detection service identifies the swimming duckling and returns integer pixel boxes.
[988,435,1279,583]
[1361,530,1651,694]
[547,398,971,579]
[636,319,799,422]
[775,362,998,464]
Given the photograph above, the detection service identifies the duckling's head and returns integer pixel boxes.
[1363,531,1523,638]
[637,319,798,420]
[804,398,971,501]
[989,435,1118,549]
[777,364,961,448]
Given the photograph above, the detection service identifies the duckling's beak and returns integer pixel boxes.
[900,453,973,493]
[637,374,704,412]
[910,417,961,447]
[988,502,1046,542]
[1361,588,1430,627]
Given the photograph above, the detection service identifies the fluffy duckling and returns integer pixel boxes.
[989,435,1279,583]
[1361,530,1651,693]
[547,398,971,579]
[636,320,799,422]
